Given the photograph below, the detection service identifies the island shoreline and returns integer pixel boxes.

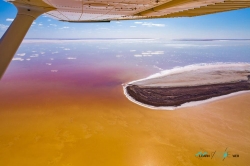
[123,81,250,110]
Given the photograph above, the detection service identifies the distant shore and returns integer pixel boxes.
[23,38,250,41]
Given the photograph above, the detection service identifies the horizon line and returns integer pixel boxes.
[23,38,250,41]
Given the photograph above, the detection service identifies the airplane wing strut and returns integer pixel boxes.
[0,3,54,79]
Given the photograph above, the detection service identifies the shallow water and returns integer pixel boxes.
[0,39,250,165]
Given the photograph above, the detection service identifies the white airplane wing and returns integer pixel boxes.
[20,0,250,22]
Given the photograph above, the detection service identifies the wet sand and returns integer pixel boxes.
[0,67,250,166]
[126,80,250,107]
[124,63,250,109]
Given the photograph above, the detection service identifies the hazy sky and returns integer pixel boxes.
[0,0,250,39]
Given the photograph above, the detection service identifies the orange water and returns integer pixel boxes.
[0,53,250,166]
